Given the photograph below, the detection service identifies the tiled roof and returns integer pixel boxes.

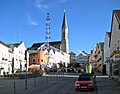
[99,42,104,51]
[69,51,76,55]
[114,10,120,23]
[28,50,38,54]
[0,40,8,47]
[8,43,20,48]
[106,32,111,38]
[30,41,61,50]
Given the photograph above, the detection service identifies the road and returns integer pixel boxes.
[0,73,120,94]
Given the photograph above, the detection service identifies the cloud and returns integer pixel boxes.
[34,0,48,11]
[33,0,68,13]
[28,15,39,26]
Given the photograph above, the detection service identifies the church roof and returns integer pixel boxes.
[62,10,68,29]
[114,10,120,23]
[29,41,61,50]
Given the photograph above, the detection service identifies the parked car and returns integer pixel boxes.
[75,75,95,91]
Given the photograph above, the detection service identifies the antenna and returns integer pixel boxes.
[15,26,18,42]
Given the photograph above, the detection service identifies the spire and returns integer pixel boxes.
[62,10,68,29]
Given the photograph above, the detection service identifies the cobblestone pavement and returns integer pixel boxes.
[0,73,120,94]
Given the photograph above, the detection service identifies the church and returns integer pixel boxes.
[29,10,69,54]
[28,10,69,69]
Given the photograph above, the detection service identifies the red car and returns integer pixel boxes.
[75,75,95,91]
[81,73,96,83]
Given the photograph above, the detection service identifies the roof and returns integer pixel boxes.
[109,10,120,47]
[114,10,120,23]
[30,41,61,50]
[62,10,68,29]
[106,32,111,38]
[8,43,21,48]
[28,50,38,54]
[0,40,8,47]
[69,51,76,55]
[99,42,104,51]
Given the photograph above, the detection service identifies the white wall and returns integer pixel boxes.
[110,14,120,54]
[48,46,70,68]
[0,43,12,75]
[12,42,27,73]
[104,33,110,75]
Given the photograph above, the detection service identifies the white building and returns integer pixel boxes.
[48,45,70,68]
[104,32,111,75]
[8,41,28,73]
[0,41,12,76]
[69,51,76,63]
[76,51,89,64]
[109,10,120,77]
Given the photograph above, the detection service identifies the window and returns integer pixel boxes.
[41,59,43,62]
[117,40,119,50]
[32,59,35,62]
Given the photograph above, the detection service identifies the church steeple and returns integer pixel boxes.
[61,10,69,54]
[62,10,68,29]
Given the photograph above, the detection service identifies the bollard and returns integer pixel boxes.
[13,81,16,94]
[25,79,27,90]
[41,76,42,84]
[46,76,48,83]
[34,78,36,87]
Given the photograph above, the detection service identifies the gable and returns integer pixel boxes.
[115,10,120,23]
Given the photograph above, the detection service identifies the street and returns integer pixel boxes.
[0,73,120,94]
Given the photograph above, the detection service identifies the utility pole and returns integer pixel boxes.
[15,26,18,42]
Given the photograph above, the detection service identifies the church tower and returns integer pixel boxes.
[61,10,69,54]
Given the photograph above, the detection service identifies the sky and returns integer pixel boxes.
[0,0,120,55]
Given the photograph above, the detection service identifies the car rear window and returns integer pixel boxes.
[78,76,92,81]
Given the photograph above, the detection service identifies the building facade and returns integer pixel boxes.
[28,43,48,71]
[69,51,76,63]
[94,42,104,73]
[28,43,70,70]
[8,41,28,73]
[0,41,12,76]
[76,51,89,64]
[109,10,120,78]
[104,32,111,75]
